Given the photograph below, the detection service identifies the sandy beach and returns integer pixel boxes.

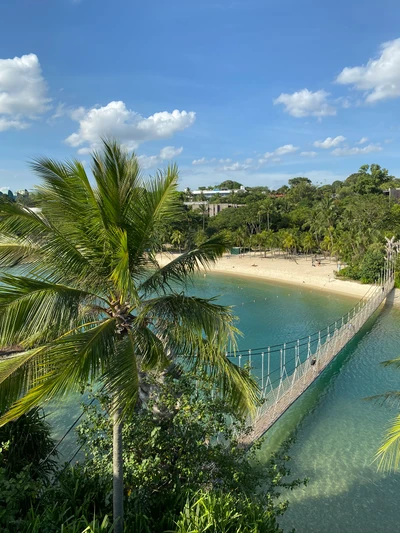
[157,252,400,302]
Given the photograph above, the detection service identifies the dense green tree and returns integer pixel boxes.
[217,180,242,189]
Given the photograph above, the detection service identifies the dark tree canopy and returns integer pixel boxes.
[217,180,242,190]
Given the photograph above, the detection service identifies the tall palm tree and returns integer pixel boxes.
[0,141,258,533]
[170,229,184,252]
[301,232,316,258]
[198,202,209,231]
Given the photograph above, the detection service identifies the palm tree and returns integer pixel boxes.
[0,141,258,533]
[280,231,297,257]
[258,198,274,232]
[301,232,316,259]
[198,202,209,231]
[170,229,184,252]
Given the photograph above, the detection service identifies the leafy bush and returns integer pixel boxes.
[174,490,282,533]
[359,244,385,283]
[335,265,361,281]
[0,407,58,480]
[0,408,58,532]
[75,371,306,532]
[0,372,305,532]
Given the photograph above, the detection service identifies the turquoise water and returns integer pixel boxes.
[48,273,400,532]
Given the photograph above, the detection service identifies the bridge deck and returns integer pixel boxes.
[240,277,394,445]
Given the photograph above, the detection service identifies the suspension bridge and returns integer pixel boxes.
[229,261,396,444]
[3,244,397,464]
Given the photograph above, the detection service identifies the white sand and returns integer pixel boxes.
[157,252,400,302]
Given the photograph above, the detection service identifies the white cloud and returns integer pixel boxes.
[137,146,183,169]
[336,38,400,103]
[300,151,317,157]
[357,137,368,145]
[244,158,253,164]
[219,158,232,164]
[0,118,29,132]
[258,144,298,164]
[192,157,206,165]
[274,144,299,155]
[314,136,346,149]
[0,53,50,131]
[65,101,196,152]
[273,89,336,117]
[222,161,250,172]
[331,143,382,156]
[192,157,216,165]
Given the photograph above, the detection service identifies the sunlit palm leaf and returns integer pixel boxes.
[0,319,117,424]
[140,237,228,294]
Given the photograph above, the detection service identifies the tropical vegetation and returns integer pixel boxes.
[0,372,305,532]
[175,165,400,284]
[0,141,259,532]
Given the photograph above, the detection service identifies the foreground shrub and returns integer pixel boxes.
[174,490,283,533]
[75,370,306,531]
[0,371,305,532]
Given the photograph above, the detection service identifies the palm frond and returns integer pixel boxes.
[0,235,39,267]
[194,343,260,417]
[91,139,142,230]
[0,346,48,413]
[380,357,400,369]
[0,201,101,288]
[102,331,139,419]
[130,322,169,371]
[367,391,400,408]
[108,227,136,303]
[137,293,258,416]
[0,319,117,425]
[140,237,228,294]
[139,293,238,347]
[0,274,108,346]
[376,414,400,471]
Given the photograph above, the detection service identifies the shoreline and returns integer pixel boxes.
[157,252,399,302]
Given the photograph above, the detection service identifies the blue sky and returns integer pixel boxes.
[1,0,400,191]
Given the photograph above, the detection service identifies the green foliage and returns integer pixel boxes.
[176,163,399,284]
[0,409,58,532]
[0,407,58,480]
[335,265,362,281]
[217,180,242,190]
[174,490,282,533]
[0,372,305,532]
[0,466,41,532]
[359,244,385,283]
[72,371,305,532]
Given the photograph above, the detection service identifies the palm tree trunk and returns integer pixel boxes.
[113,404,124,533]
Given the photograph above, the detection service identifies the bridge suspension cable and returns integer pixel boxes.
[239,263,395,445]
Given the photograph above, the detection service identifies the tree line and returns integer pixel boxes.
[168,164,400,284]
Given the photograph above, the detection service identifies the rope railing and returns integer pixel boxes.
[240,268,395,443]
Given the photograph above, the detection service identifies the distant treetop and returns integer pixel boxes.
[217,180,242,190]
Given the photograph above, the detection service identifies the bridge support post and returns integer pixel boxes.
[261,352,264,391]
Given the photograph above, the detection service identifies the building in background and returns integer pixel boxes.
[184,201,244,217]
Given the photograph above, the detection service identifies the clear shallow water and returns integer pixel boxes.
[48,273,400,533]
